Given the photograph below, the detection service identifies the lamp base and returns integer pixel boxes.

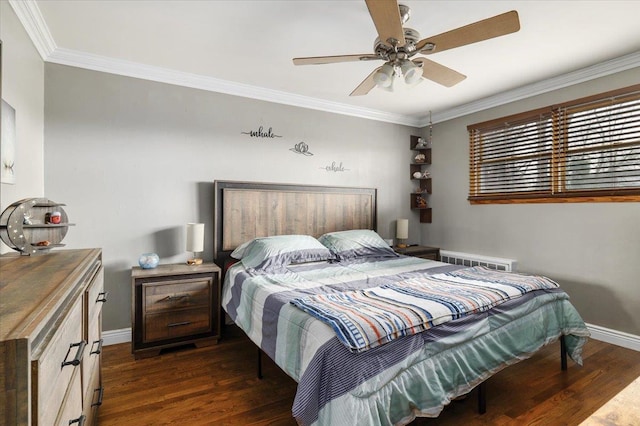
[396,243,407,249]
[186,258,203,266]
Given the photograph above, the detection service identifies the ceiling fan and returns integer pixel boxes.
[292,0,520,96]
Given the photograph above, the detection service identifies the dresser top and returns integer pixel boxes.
[0,248,102,343]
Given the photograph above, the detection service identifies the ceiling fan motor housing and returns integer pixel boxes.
[374,26,421,61]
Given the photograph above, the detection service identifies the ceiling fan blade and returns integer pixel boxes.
[365,0,406,47]
[416,10,520,54]
[293,54,380,66]
[350,67,381,96]
[414,58,466,87]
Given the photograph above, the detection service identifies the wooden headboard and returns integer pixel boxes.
[213,181,377,261]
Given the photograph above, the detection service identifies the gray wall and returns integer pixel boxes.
[0,3,45,252]
[44,64,419,331]
[425,68,640,335]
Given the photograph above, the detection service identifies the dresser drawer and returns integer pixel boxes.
[54,367,83,426]
[143,277,212,313]
[86,266,105,326]
[83,353,103,426]
[35,297,84,426]
[144,307,211,342]
[83,309,102,401]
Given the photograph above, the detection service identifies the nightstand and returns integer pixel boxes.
[395,245,440,261]
[131,262,221,359]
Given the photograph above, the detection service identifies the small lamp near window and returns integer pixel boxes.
[186,223,204,265]
[396,218,409,248]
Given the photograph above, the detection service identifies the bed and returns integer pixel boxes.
[213,181,590,426]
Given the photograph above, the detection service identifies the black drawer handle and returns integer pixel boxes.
[96,291,108,303]
[61,341,86,368]
[167,321,191,328]
[92,386,104,407]
[161,294,190,302]
[68,414,86,425]
[90,339,103,355]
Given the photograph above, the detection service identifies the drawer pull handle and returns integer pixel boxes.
[167,321,191,328]
[96,291,108,303]
[92,386,104,407]
[90,339,104,355]
[68,414,86,425]
[61,341,86,368]
[162,294,190,302]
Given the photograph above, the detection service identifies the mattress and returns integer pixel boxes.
[222,255,590,426]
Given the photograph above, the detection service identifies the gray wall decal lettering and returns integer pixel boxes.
[321,161,349,172]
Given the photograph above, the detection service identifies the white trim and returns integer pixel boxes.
[8,0,56,59]
[103,327,132,346]
[102,324,640,352]
[11,1,640,127]
[45,48,422,127]
[427,51,640,125]
[586,323,640,352]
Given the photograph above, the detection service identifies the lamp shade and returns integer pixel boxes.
[401,60,423,85]
[396,219,409,239]
[373,63,395,88]
[186,223,204,252]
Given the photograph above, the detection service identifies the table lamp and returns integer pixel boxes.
[396,218,409,248]
[186,223,204,265]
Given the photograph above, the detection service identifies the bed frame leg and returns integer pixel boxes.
[560,335,567,371]
[257,348,263,379]
[478,381,487,414]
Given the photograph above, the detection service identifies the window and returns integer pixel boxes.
[468,85,640,203]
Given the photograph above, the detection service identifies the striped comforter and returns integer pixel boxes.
[222,256,589,426]
[291,267,560,353]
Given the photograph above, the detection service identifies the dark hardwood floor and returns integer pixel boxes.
[99,326,640,425]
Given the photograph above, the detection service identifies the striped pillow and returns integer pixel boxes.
[318,229,398,261]
[237,235,335,271]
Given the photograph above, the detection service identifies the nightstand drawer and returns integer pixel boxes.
[144,307,212,342]
[396,245,440,261]
[132,263,221,358]
[144,278,212,313]
[414,252,438,261]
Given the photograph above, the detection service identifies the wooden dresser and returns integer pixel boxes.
[0,249,105,426]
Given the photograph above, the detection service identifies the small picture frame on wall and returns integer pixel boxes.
[1,98,16,184]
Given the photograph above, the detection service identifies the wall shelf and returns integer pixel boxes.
[0,198,73,255]
[409,135,432,223]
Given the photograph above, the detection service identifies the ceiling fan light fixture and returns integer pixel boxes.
[373,63,395,88]
[401,60,423,85]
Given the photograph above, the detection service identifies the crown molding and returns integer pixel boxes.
[11,0,639,129]
[9,0,56,59]
[426,51,640,126]
[46,47,422,128]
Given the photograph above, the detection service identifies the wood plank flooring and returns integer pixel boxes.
[99,326,640,425]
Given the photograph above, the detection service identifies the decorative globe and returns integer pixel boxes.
[138,253,160,269]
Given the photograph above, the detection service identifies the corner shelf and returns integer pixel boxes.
[0,198,74,255]
[409,135,432,223]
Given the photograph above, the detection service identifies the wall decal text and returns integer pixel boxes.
[321,161,349,172]
[241,126,282,138]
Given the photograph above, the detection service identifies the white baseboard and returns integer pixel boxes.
[102,324,640,352]
[586,323,640,352]
[103,328,131,346]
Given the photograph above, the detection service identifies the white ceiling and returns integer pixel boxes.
[10,0,640,126]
